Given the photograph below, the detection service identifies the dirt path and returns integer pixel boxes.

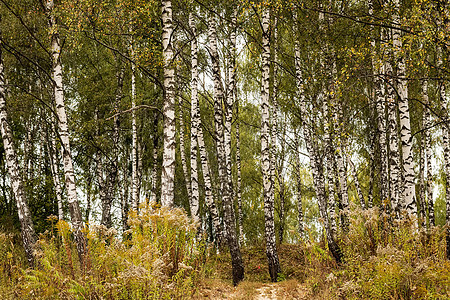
[255,284,278,299]
[195,279,309,299]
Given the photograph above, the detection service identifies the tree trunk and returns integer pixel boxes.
[294,132,304,239]
[46,0,88,267]
[385,49,401,215]
[393,0,416,217]
[161,0,176,207]
[130,40,139,212]
[294,9,341,263]
[236,107,244,245]
[423,80,434,226]
[370,0,389,207]
[198,124,223,245]
[209,12,244,286]
[0,39,36,266]
[178,106,192,202]
[102,66,123,228]
[261,9,281,282]
[189,13,200,224]
[150,111,159,204]
[323,97,337,237]
[48,125,64,220]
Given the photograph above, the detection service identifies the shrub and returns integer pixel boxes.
[338,206,450,299]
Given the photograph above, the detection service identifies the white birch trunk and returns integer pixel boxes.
[130,39,139,212]
[161,0,176,207]
[209,12,243,286]
[178,107,192,202]
[198,125,223,244]
[324,95,337,237]
[189,13,200,223]
[393,0,416,216]
[150,112,159,204]
[294,132,304,239]
[385,51,401,214]
[370,0,389,208]
[49,127,63,220]
[261,9,281,281]
[46,0,88,266]
[236,109,244,245]
[0,40,36,266]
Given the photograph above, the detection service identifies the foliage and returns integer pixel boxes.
[337,207,450,299]
[1,203,205,299]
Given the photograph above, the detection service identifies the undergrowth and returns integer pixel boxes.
[0,202,204,299]
[1,204,449,299]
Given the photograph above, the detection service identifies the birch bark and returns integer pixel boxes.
[189,13,200,223]
[161,0,176,207]
[294,132,304,239]
[130,39,139,212]
[209,14,243,285]
[261,9,281,281]
[393,0,416,216]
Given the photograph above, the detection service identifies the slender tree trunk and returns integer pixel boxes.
[49,125,64,220]
[178,107,192,202]
[393,0,416,216]
[323,97,337,237]
[102,66,123,228]
[130,40,139,212]
[270,17,278,241]
[423,80,434,226]
[335,138,349,229]
[440,75,450,259]
[161,0,176,207]
[198,124,223,244]
[208,15,226,208]
[347,154,366,209]
[150,111,160,204]
[444,121,450,259]
[121,150,129,234]
[294,132,304,239]
[261,9,281,282]
[370,0,389,207]
[46,0,88,267]
[209,12,243,286]
[189,13,200,223]
[386,50,401,215]
[0,39,36,266]
[85,174,91,223]
[294,9,341,262]
[236,107,244,245]
[419,131,426,228]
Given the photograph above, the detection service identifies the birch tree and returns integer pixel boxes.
[261,8,281,281]
[161,0,176,207]
[0,32,36,266]
[393,0,416,217]
[189,12,200,223]
[46,0,88,266]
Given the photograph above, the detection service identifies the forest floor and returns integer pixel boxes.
[193,244,328,299]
